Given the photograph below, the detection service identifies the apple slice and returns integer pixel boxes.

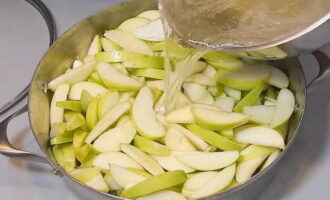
[48,60,97,91]
[56,100,81,112]
[73,130,88,150]
[50,83,70,124]
[72,59,83,69]
[50,132,74,145]
[238,145,276,162]
[133,18,164,41]
[234,82,266,112]
[93,120,136,152]
[97,91,119,118]
[65,112,85,131]
[85,173,109,193]
[120,170,187,199]
[236,156,267,183]
[85,101,131,143]
[152,152,196,173]
[260,150,281,171]
[79,147,99,168]
[84,55,95,63]
[190,164,236,198]
[104,30,153,55]
[165,106,194,124]
[70,167,101,183]
[101,37,122,51]
[243,105,275,124]
[137,10,160,20]
[202,51,243,70]
[87,35,101,56]
[93,152,143,170]
[182,171,218,198]
[121,144,164,175]
[271,88,295,128]
[183,83,214,104]
[224,87,241,101]
[118,17,150,32]
[146,80,164,91]
[80,90,93,113]
[235,126,285,149]
[268,67,289,88]
[165,128,197,151]
[137,190,187,200]
[134,135,170,155]
[87,72,103,85]
[50,122,66,138]
[220,129,234,139]
[96,62,143,91]
[110,164,151,189]
[123,56,164,69]
[104,171,123,191]
[214,96,235,112]
[52,143,76,172]
[176,151,238,171]
[132,86,165,139]
[174,92,192,109]
[69,81,107,100]
[202,65,217,79]
[132,68,165,79]
[186,73,217,86]
[191,107,249,130]
[95,51,144,63]
[216,64,270,90]
[186,124,245,151]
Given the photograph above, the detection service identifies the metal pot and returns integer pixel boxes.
[1,0,330,199]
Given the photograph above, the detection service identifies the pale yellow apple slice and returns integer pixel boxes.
[133,18,164,41]
[176,151,238,171]
[121,144,164,175]
[165,128,197,151]
[72,59,83,69]
[271,88,295,128]
[146,80,164,91]
[165,105,194,124]
[134,135,170,155]
[132,68,165,79]
[87,35,101,56]
[95,51,145,63]
[104,30,153,55]
[93,152,143,170]
[183,83,214,104]
[182,171,218,198]
[50,83,70,124]
[224,87,241,101]
[260,150,281,171]
[202,65,217,79]
[186,73,217,86]
[80,90,93,113]
[243,105,275,124]
[137,190,187,200]
[68,81,108,100]
[151,152,196,173]
[50,122,66,138]
[118,17,150,32]
[239,145,276,162]
[120,170,187,199]
[85,101,131,143]
[214,96,235,112]
[101,37,122,51]
[96,62,143,91]
[70,167,101,183]
[235,126,285,149]
[191,107,249,130]
[86,96,99,130]
[85,173,109,193]
[236,156,267,183]
[97,91,119,118]
[137,10,160,20]
[48,61,97,91]
[132,86,165,139]
[104,171,123,191]
[268,67,289,88]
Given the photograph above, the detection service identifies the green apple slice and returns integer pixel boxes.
[243,47,287,60]
[122,56,164,69]
[121,144,164,175]
[86,97,99,130]
[165,128,197,151]
[182,171,218,198]
[133,18,164,41]
[79,147,99,168]
[190,164,236,198]
[234,126,285,149]
[202,51,243,71]
[85,173,110,193]
[50,122,66,138]
[216,64,270,90]
[146,80,164,91]
[185,73,217,86]
[93,152,143,170]
[150,41,165,51]
[186,124,245,151]
[50,131,74,145]
[70,167,101,183]
[72,59,83,69]
[73,130,88,150]
[110,164,151,189]
[165,105,194,124]
[132,68,165,79]
[238,145,276,162]
[80,90,93,113]
[137,190,187,200]
[183,83,214,104]
[268,67,289,88]
[101,37,122,51]
[118,17,150,32]
[87,35,101,56]
[66,112,85,131]
[234,82,266,112]
[191,107,249,130]
[50,83,70,124]
[202,65,217,79]
[176,151,238,170]
[271,88,295,128]
[85,101,131,143]
[52,143,76,172]
[152,152,196,173]
[95,51,144,63]
[96,62,143,91]
[93,120,136,152]
[121,170,187,199]
[104,171,123,191]
[84,55,95,63]
[132,87,165,139]
[98,91,119,118]
[56,100,82,112]
[224,87,241,101]
[87,72,103,85]
[69,81,108,100]
[207,60,243,71]
[104,30,153,55]
[174,92,192,109]
[236,156,267,183]
[134,135,170,155]
[243,105,275,124]
[137,10,160,20]
[48,60,97,91]
[260,150,281,171]
[220,129,234,139]
[214,96,235,112]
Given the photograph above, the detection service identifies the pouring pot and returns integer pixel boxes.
[1,0,330,199]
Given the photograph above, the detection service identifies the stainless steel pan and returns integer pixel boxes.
[1,0,330,199]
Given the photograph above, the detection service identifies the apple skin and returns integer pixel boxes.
[86,97,99,131]
[238,145,276,162]
[56,100,82,112]
[134,135,171,155]
[80,90,93,113]
[132,68,165,80]
[50,122,66,138]
[101,37,122,51]
[123,56,164,69]
[95,51,144,63]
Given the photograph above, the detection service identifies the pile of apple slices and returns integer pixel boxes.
[48,9,295,200]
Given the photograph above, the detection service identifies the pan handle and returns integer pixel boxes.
[0,104,62,176]
[307,50,330,91]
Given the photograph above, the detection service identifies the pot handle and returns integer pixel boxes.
[0,104,62,176]
[307,50,330,91]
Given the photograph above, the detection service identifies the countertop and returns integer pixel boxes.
[0,0,330,199]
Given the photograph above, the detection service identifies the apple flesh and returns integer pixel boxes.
[137,190,187,200]
[50,83,70,124]
[165,128,197,151]
[137,10,160,20]
[85,173,110,193]
[50,122,66,138]
[182,171,218,198]
[104,171,123,191]
[243,105,275,124]
[80,90,93,113]
[132,68,165,79]
[268,67,289,88]
[95,51,144,63]
[87,35,101,56]
[261,150,281,171]
[101,37,122,51]
[238,145,276,162]
[236,156,267,183]
[123,56,164,69]
[93,151,143,170]
[186,73,217,86]
[52,143,76,172]
[234,82,266,112]
[50,131,74,145]
[224,87,241,101]
[271,88,295,128]
[134,18,164,41]
[97,91,119,118]
[69,81,108,100]
[56,100,82,112]
[70,167,101,183]
[165,105,194,124]
[151,152,196,173]
[134,135,170,155]
[183,83,214,105]
[214,96,235,112]
[118,17,150,33]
